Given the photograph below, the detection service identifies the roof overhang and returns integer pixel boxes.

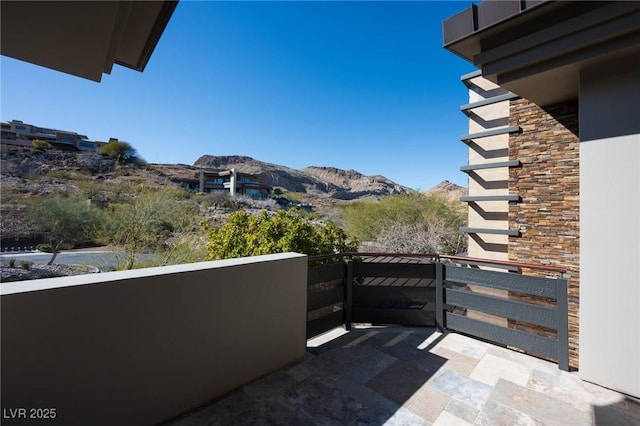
[1,1,178,82]
[443,0,640,106]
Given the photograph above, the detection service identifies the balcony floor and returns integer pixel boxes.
[167,326,640,425]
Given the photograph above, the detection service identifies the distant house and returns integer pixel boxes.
[165,167,271,198]
[1,119,108,152]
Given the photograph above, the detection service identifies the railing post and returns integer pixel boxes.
[557,276,569,371]
[435,261,445,332]
[345,259,353,331]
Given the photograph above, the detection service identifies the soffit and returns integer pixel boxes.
[0,1,177,82]
[443,1,640,106]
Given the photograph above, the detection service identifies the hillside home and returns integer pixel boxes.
[443,0,639,397]
[164,167,271,197]
[198,168,271,197]
[1,119,108,152]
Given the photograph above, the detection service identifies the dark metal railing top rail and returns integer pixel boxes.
[308,252,567,274]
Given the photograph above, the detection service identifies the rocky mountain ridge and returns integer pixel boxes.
[193,155,413,201]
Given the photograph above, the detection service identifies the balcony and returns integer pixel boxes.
[168,327,639,425]
[2,253,638,425]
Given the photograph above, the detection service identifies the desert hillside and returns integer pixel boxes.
[0,147,466,241]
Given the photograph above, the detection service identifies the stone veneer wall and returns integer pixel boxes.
[508,98,580,368]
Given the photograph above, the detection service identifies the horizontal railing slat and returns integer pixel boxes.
[353,262,435,279]
[444,265,557,298]
[308,263,346,285]
[306,310,344,339]
[445,287,557,329]
[446,312,557,360]
[308,286,345,311]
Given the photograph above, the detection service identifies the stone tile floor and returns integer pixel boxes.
[167,326,640,425]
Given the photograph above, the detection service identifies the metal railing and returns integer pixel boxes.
[307,252,569,370]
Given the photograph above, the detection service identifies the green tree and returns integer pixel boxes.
[205,210,358,260]
[26,196,99,264]
[99,140,140,163]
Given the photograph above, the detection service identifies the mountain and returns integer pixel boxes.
[424,180,467,200]
[192,155,414,201]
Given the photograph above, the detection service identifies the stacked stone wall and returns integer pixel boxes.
[508,98,580,368]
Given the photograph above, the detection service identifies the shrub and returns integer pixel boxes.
[32,139,53,150]
[205,210,358,260]
[209,192,233,207]
[46,171,74,180]
[7,258,16,268]
[20,260,33,270]
[37,243,53,253]
[303,211,322,221]
[280,191,304,204]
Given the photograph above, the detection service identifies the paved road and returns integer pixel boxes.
[0,251,121,270]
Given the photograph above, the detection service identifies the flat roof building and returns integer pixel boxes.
[2,119,111,153]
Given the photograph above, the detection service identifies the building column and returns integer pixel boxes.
[230,168,237,196]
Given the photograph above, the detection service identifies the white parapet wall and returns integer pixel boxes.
[1,253,308,425]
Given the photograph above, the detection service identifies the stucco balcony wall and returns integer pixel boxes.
[1,253,308,425]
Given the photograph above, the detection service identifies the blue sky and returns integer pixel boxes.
[1,1,474,190]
